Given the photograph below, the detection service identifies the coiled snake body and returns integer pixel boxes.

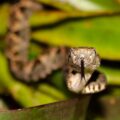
[5,0,107,94]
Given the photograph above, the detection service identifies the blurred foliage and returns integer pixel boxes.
[0,0,120,120]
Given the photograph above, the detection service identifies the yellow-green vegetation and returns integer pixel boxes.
[0,0,120,120]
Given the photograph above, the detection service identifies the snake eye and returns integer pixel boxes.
[71,70,77,75]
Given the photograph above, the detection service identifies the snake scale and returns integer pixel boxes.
[5,0,107,94]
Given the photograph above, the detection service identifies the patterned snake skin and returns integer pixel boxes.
[5,0,107,93]
[5,0,66,81]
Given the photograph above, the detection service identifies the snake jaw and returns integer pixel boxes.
[66,72,87,93]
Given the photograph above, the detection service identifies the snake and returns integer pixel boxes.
[66,47,107,93]
[5,0,107,94]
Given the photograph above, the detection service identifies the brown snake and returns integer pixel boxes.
[5,0,66,81]
[5,0,107,93]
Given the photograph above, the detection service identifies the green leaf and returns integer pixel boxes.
[99,66,120,85]
[38,84,67,100]
[32,16,120,60]
[0,96,90,120]
[0,4,9,36]
[0,52,67,107]
[37,0,120,12]
[30,10,115,27]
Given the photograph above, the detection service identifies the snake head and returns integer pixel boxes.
[68,47,100,71]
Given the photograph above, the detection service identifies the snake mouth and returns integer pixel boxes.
[81,59,85,80]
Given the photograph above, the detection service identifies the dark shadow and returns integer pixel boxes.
[86,93,106,120]
[101,59,120,69]
[0,0,18,4]
[0,94,22,109]
[85,85,120,120]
